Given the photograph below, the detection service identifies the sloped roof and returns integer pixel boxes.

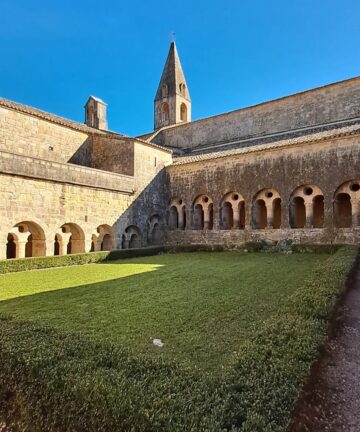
[154,42,190,102]
[171,122,360,166]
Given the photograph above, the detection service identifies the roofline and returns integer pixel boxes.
[150,75,360,135]
[94,129,173,153]
[169,122,360,167]
[0,96,104,134]
[0,96,172,154]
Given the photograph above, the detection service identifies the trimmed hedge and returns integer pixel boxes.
[0,246,166,274]
[0,317,228,432]
[223,245,358,431]
[0,246,357,431]
[0,242,343,274]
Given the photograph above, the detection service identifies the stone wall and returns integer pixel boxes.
[0,173,131,259]
[0,128,173,258]
[153,77,360,150]
[0,104,94,165]
[165,134,360,245]
[91,135,135,176]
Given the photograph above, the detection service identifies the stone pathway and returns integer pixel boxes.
[291,256,360,432]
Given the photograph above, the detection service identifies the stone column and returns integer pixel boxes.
[305,202,313,228]
[233,205,240,229]
[244,201,252,230]
[59,232,72,256]
[203,206,211,230]
[178,207,185,230]
[212,203,219,230]
[16,232,31,258]
[282,200,289,229]
[266,203,274,229]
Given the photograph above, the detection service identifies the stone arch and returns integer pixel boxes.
[168,197,186,230]
[6,221,46,259]
[220,192,245,229]
[92,224,115,251]
[61,223,85,254]
[122,225,141,249]
[179,83,186,95]
[252,189,281,229]
[192,195,213,230]
[180,103,187,122]
[162,102,169,123]
[147,215,162,245]
[289,185,324,228]
[334,180,360,228]
[101,234,113,251]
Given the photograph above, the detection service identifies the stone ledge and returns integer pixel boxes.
[0,151,135,194]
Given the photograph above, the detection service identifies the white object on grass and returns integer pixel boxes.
[152,338,164,347]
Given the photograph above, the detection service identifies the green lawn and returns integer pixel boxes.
[0,251,328,371]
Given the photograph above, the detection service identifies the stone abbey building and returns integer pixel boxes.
[0,42,359,259]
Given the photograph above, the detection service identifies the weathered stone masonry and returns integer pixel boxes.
[165,132,360,245]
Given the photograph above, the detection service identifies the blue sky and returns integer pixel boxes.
[1,0,359,136]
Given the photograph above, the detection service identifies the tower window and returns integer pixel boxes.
[179,83,186,96]
[162,102,169,123]
[162,84,168,98]
[180,103,187,122]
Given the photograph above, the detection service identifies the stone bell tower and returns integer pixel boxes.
[154,42,191,130]
[84,96,108,130]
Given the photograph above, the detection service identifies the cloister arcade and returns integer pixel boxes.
[220,192,245,230]
[289,185,324,229]
[121,225,141,250]
[168,197,186,230]
[252,189,281,229]
[334,180,360,228]
[168,180,360,232]
[2,180,359,260]
[192,195,214,230]
[147,214,162,245]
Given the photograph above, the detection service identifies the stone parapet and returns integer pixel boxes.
[0,150,134,193]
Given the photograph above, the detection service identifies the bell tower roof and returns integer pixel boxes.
[155,42,190,102]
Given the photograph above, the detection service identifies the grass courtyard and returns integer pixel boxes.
[0,252,327,371]
[0,248,357,431]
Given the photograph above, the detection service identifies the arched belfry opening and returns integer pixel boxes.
[162,103,169,124]
[180,103,188,122]
[154,41,191,129]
